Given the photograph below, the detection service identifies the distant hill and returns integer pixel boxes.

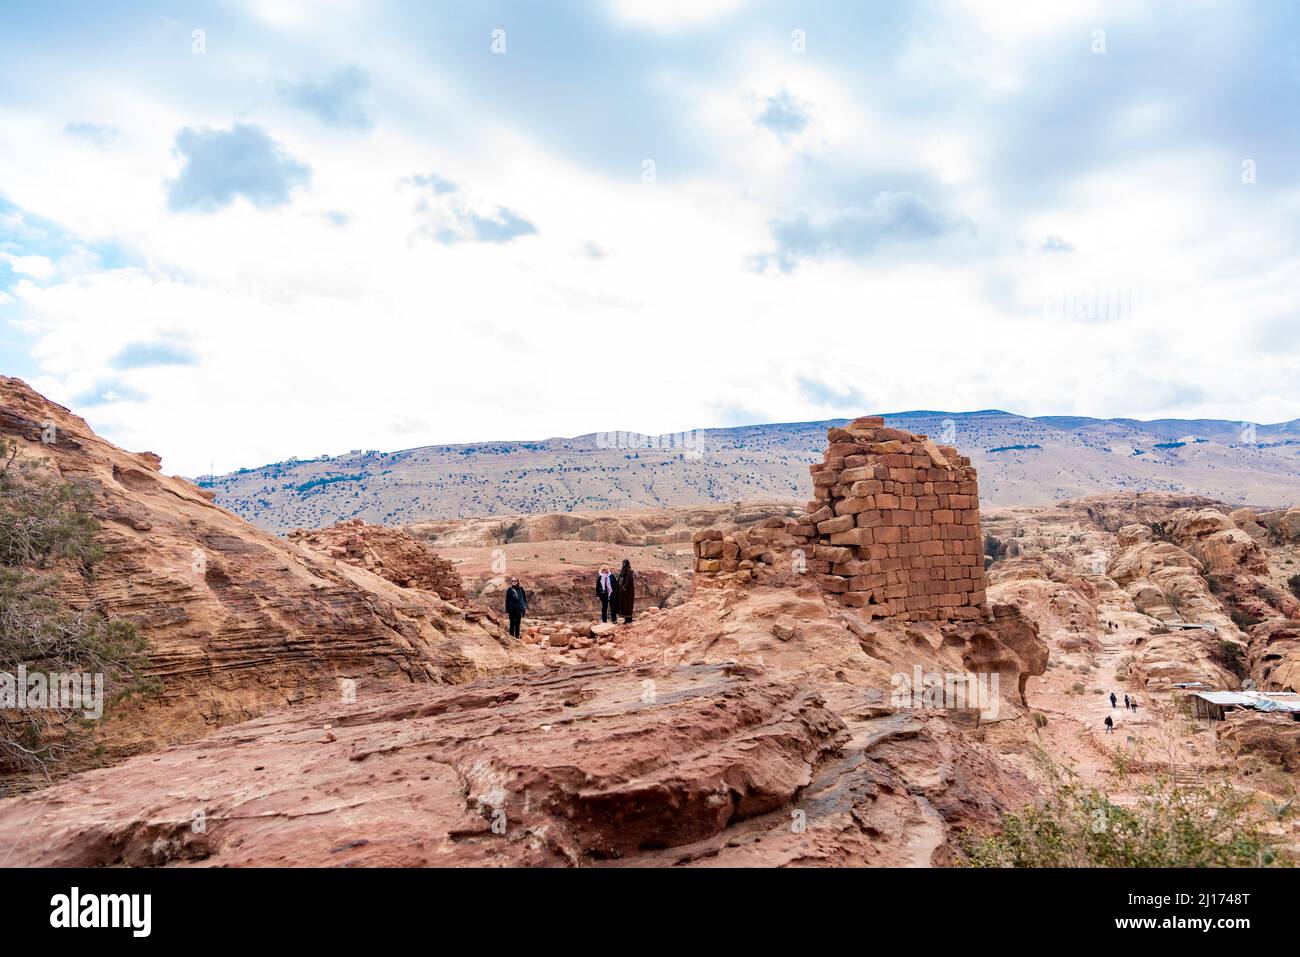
[207,411,1300,533]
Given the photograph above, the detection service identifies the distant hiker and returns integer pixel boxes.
[617,559,635,624]
[505,577,528,639]
[1109,692,1117,709]
[1130,696,1138,713]
[1104,714,1114,734]
[596,566,617,623]
[1124,694,1130,709]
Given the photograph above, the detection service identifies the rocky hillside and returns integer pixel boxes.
[2,389,1297,866]
[0,376,526,778]
[0,406,1054,865]
[984,493,1300,694]
[206,411,1300,532]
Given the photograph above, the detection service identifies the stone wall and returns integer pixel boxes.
[693,416,988,622]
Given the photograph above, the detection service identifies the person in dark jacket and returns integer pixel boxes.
[1109,691,1117,709]
[596,566,617,623]
[617,559,635,623]
[505,577,528,639]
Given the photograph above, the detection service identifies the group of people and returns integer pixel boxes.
[596,561,636,624]
[502,559,636,640]
[1103,690,1139,733]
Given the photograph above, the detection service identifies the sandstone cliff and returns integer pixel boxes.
[0,377,526,771]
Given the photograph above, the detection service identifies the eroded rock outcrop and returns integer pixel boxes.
[1165,508,1270,578]
[0,658,1040,867]
[0,377,527,765]
[1218,711,1300,773]
[1060,492,1226,532]
[0,663,842,866]
[1247,620,1300,692]
[289,519,465,601]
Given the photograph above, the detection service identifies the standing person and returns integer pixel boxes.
[1109,691,1117,709]
[1104,714,1114,734]
[1130,696,1138,713]
[596,566,616,623]
[617,558,635,624]
[505,577,528,640]
[1124,694,1131,710]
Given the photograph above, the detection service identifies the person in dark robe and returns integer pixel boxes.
[1104,714,1114,734]
[617,559,635,623]
[505,577,528,639]
[596,566,617,623]
[1109,691,1117,709]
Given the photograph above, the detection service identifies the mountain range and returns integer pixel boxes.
[206,410,1300,533]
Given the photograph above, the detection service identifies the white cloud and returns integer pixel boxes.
[1,253,55,279]
[1,0,1297,480]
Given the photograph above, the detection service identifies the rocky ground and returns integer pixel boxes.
[2,378,1298,866]
[0,660,1034,867]
[0,578,1048,866]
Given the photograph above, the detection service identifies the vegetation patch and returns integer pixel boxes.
[963,759,1291,867]
[0,439,154,776]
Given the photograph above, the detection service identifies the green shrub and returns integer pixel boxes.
[1230,608,1263,631]
[1210,639,1249,679]
[962,775,1290,867]
[0,439,153,774]
[0,440,102,568]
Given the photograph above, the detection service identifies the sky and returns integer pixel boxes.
[1,0,1298,477]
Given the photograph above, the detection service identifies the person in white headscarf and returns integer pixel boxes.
[596,565,618,623]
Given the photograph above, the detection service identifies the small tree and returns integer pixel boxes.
[1210,639,1249,679]
[0,439,154,776]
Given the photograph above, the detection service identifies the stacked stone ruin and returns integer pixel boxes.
[692,416,988,622]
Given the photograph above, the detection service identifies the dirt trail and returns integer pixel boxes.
[1023,606,1226,802]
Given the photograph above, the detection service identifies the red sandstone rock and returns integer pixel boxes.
[290,520,466,601]
[0,376,527,765]
[0,663,860,866]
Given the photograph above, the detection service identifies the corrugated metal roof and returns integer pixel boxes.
[1254,698,1300,713]
[1192,691,1300,711]
[1194,692,1252,705]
